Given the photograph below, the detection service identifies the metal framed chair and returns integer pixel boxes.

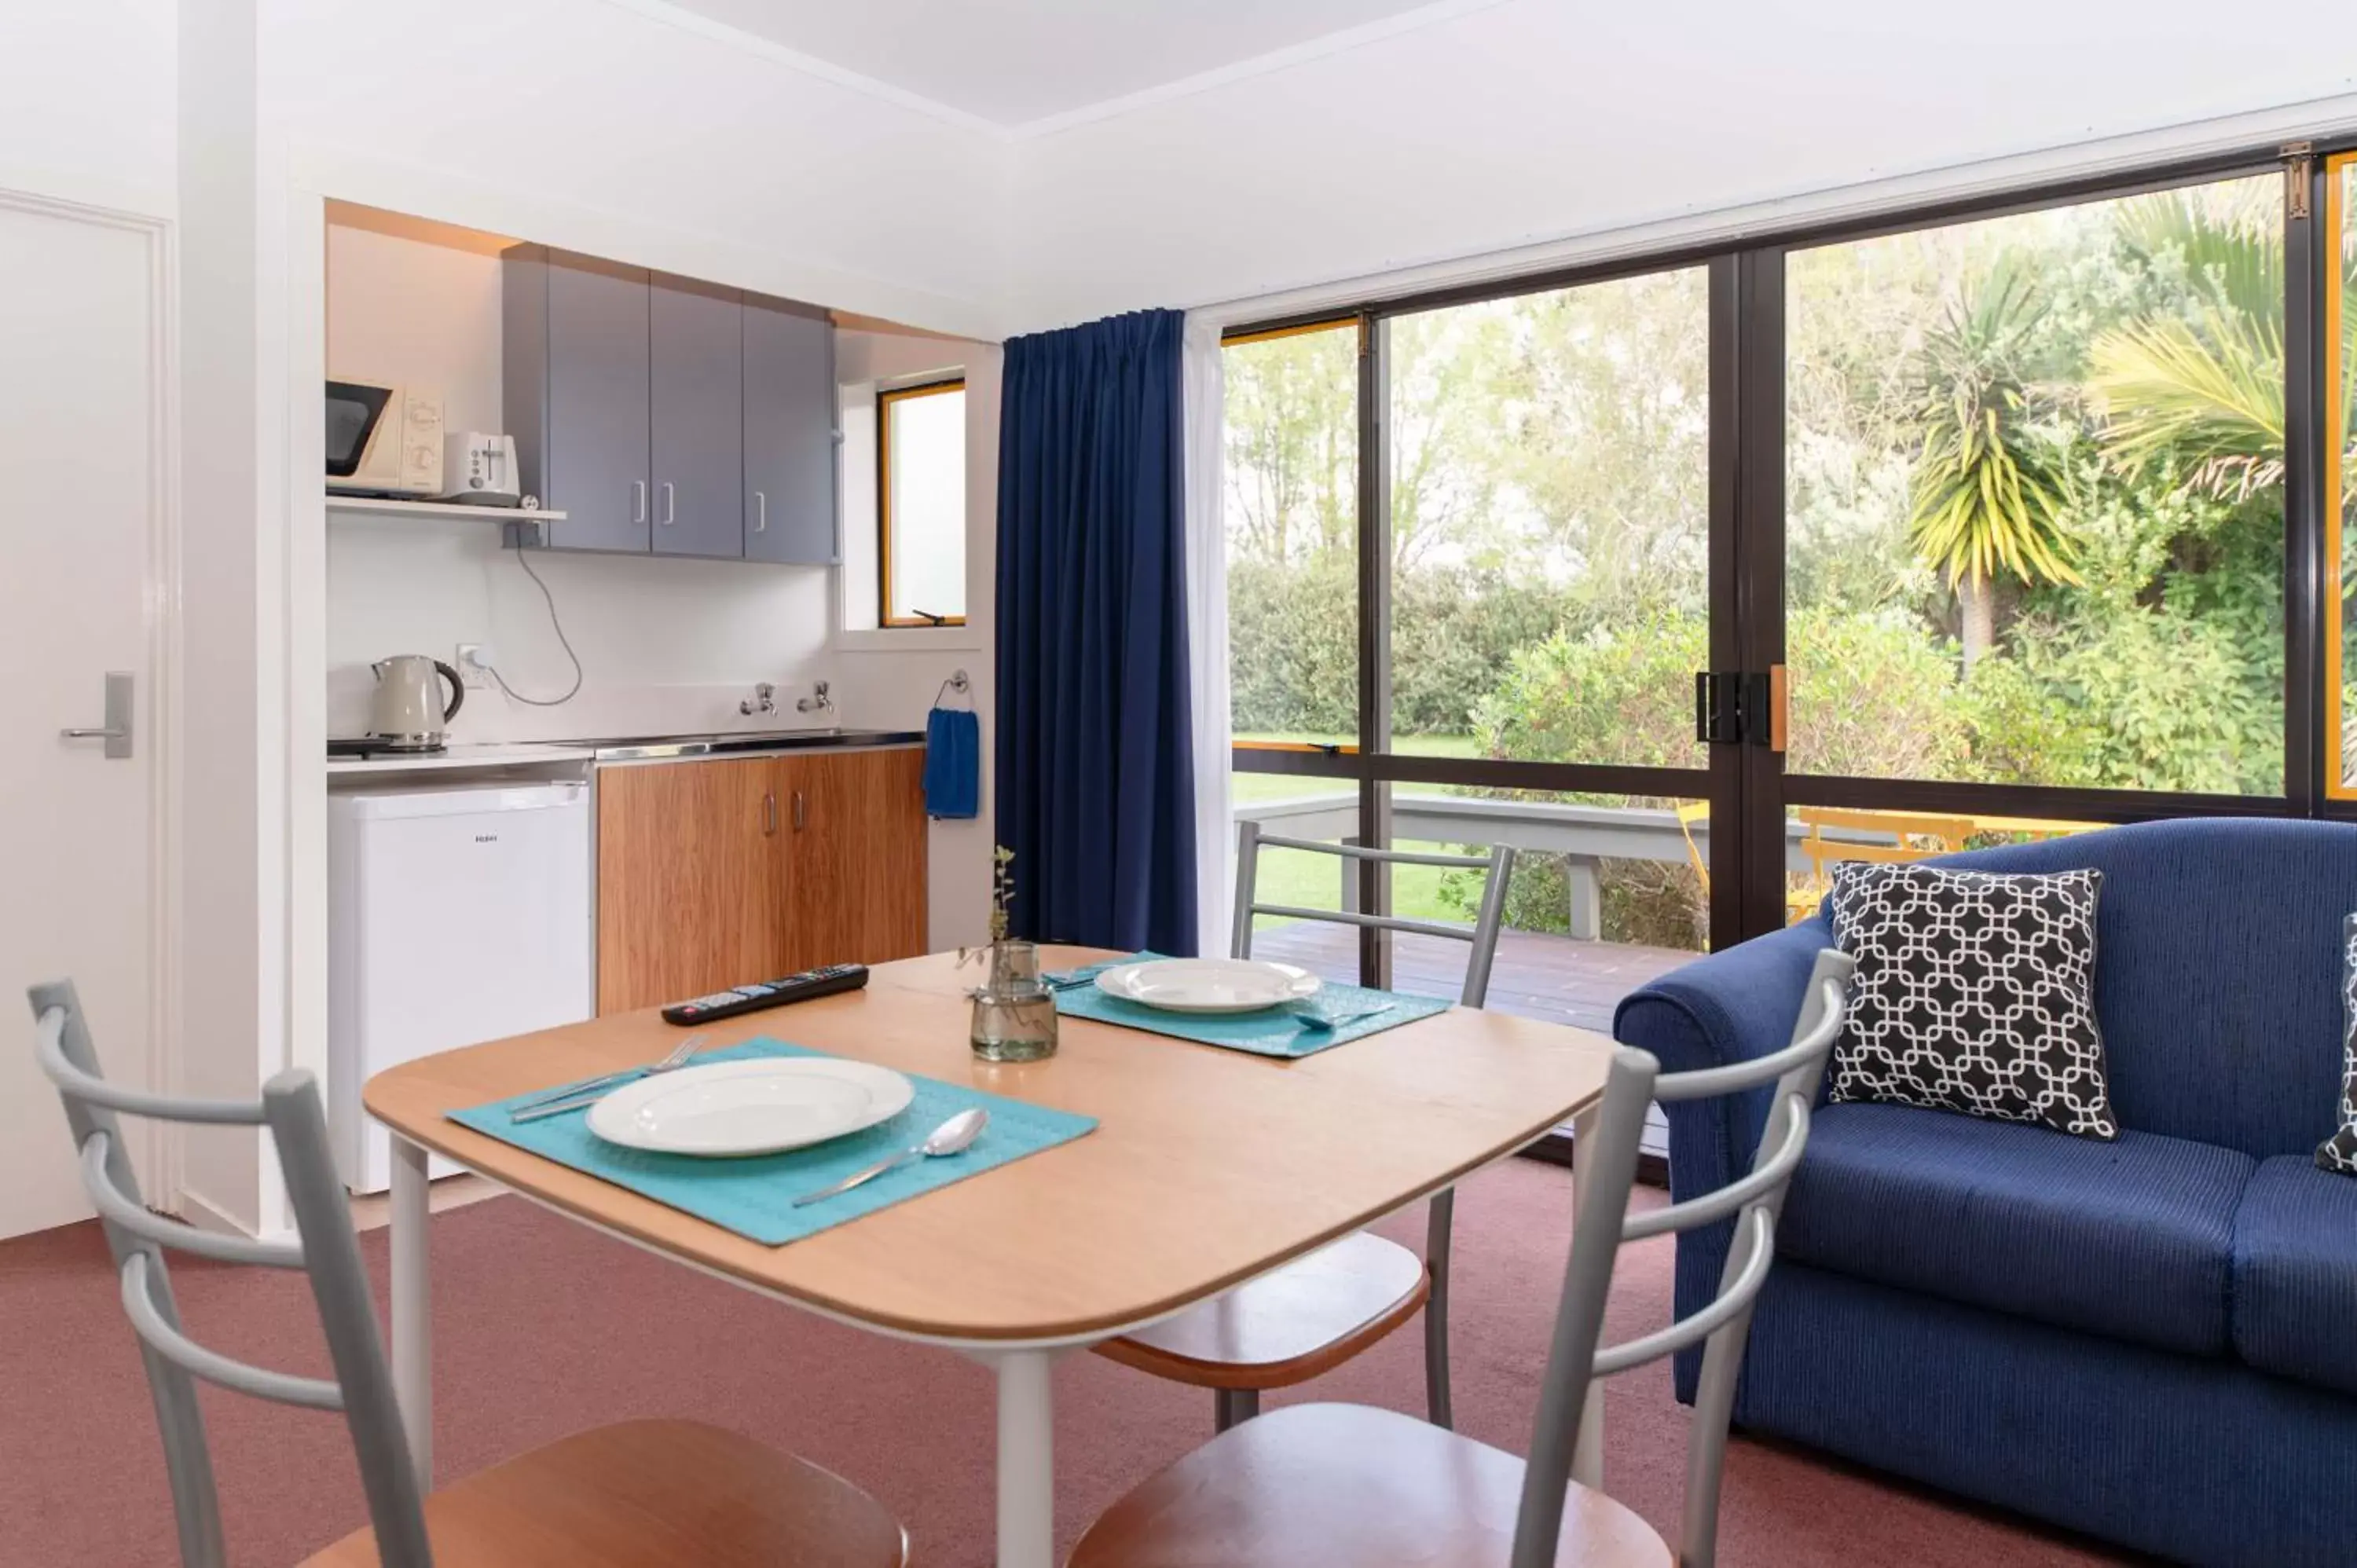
[1071,949,1854,1568]
[1095,819,1515,1432]
[28,979,907,1568]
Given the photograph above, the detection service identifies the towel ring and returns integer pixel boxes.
[933,669,973,710]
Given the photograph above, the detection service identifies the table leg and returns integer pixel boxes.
[1568,1105,1604,1491]
[390,1133,432,1486]
[994,1349,1055,1568]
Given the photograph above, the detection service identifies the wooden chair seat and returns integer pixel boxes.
[1094,1232,1429,1390]
[1067,1402,1671,1568]
[301,1420,907,1568]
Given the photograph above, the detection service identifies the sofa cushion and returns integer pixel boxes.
[1827,862,2117,1139]
[1780,1101,2253,1356]
[2232,1156,2357,1395]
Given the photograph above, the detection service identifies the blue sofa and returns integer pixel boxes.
[1615,818,2357,1567]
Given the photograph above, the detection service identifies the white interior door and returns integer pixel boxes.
[0,196,164,1240]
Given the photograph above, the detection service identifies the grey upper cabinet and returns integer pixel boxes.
[650,277,745,559]
[504,247,652,553]
[742,301,839,566]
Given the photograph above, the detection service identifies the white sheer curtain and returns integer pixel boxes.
[1181,313,1233,959]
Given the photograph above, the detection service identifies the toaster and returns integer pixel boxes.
[440,432,523,507]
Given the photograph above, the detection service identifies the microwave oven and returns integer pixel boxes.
[325,379,445,498]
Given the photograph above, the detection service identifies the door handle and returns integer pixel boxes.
[753,490,767,533]
[60,672,134,760]
[793,790,806,832]
[632,479,647,526]
[660,482,676,527]
[763,791,777,836]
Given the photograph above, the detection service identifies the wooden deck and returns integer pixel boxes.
[1247,921,1698,1038]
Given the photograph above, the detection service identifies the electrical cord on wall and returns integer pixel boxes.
[487,542,585,706]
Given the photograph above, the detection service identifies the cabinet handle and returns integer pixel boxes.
[660,481,676,527]
[632,479,647,525]
[793,790,806,831]
[753,490,767,533]
[763,790,777,836]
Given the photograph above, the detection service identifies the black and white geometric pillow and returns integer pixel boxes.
[1827,861,2118,1141]
[2316,914,2357,1176]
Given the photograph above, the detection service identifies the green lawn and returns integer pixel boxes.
[1230,732,1486,927]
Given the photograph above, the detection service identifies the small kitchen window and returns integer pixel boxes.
[878,379,967,627]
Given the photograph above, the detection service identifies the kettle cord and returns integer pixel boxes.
[487,542,585,706]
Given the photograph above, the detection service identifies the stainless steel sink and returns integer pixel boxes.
[552,727,918,761]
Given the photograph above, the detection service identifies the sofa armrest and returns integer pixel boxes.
[1614,916,1833,1187]
[1614,917,1835,1401]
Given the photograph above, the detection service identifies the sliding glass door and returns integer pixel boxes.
[1225,138,2352,1105]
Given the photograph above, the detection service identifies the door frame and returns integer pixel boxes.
[2,181,182,1197]
[1233,137,2350,964]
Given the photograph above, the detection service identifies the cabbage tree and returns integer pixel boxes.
[1907,266,2078,671]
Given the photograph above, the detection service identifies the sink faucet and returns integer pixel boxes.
[796,680,834,716]
[739,683,777,716]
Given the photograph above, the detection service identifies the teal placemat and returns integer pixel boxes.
[447,1039,1096,1246]
[1047,953,1450,1058]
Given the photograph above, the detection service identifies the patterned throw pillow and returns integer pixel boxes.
[2317,914,2357,1175]
[1827,861,2118,1140]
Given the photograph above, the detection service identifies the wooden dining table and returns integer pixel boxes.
[364,946,1619,1568]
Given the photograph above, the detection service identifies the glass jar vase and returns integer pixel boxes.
[970,940,1059,1062]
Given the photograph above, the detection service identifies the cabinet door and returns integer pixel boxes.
[596,759,784,1013]
[649,277,744,559]
[782,749,928,970]
[541,253,652,552]
[742,302,838,565]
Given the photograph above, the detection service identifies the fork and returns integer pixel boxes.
[1290,1003,1393,1033]
[507,1035,704,1120]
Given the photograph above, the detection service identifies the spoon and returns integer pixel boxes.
[790,1108,990,1207]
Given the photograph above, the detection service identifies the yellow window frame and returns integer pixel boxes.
[2330,153,2354,797]
[878,377,968,628]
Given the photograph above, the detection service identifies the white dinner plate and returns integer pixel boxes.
[1094,957,1321,1013]
[585,1057,915,1157]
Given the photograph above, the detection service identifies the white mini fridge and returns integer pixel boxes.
[328,779,592,1192]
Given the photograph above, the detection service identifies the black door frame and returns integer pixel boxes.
[1230,132,2348,977]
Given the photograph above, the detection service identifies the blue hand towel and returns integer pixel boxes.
[923,707,981,819]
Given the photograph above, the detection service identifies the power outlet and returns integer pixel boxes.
[453,643,494,690]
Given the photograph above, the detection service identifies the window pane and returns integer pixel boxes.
[1382,271,1711,769]
[882,384,966,624]
[1786,174,2285,793]
[1223,322,1360,757]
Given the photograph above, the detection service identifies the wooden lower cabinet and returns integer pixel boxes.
[779,747,929,971]
[596,747,928,1015]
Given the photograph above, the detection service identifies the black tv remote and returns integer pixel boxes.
[660,964,869,1024]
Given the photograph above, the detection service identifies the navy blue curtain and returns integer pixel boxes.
[995,310,1198,954]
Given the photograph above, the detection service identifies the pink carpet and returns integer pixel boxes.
[0,1158,2142,1567]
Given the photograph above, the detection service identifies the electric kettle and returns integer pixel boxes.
[367,655,465,749]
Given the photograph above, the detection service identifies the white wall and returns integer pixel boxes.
[263,0,1007,339]
[1005,0,2357,329]
[322,222,835,742]
[832,331,1003,951]
[177,0,270,1230]
[1,1,178,216]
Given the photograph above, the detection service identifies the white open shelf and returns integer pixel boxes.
[326,494,567,522]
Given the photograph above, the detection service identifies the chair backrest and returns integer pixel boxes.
[1230,818,1516,1006]
[1673,803,1712,899]
[1508,948,1853,1568]
[28,980,432,1568]
[1794,806,1974,885]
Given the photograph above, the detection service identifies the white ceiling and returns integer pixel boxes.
[657,0,1458,129]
